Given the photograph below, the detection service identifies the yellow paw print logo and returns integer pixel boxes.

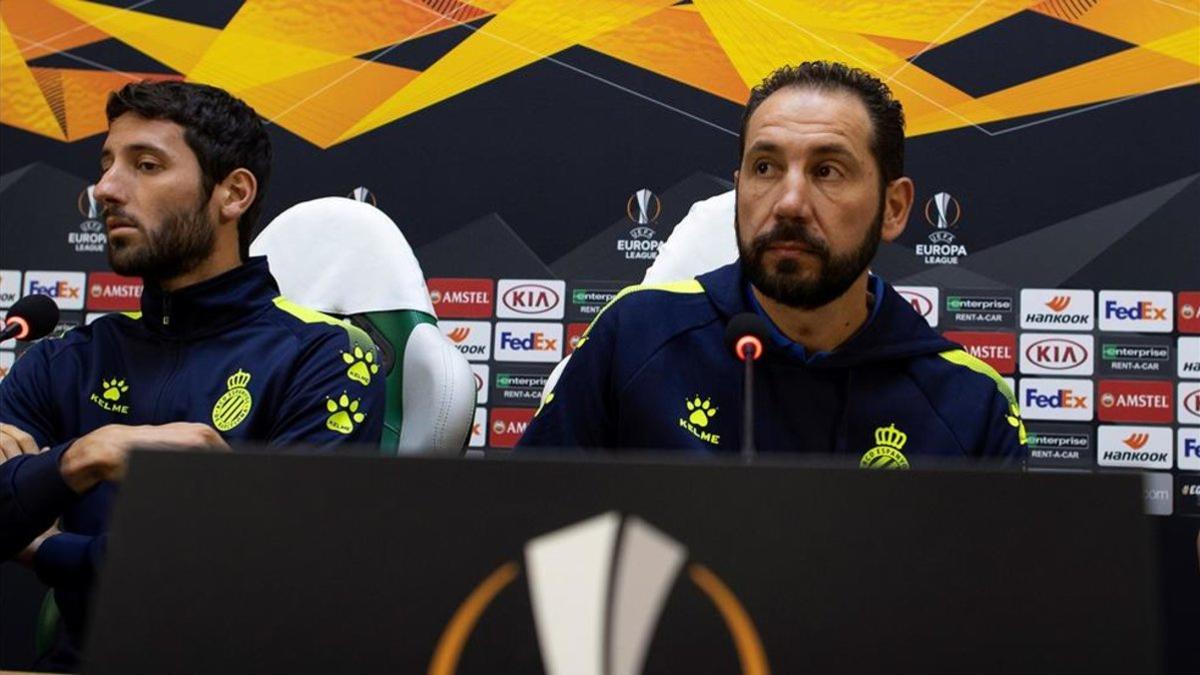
[102,378,129,401]
[342,346,380,386]
[686,396,717,428]
[325,393,366,435]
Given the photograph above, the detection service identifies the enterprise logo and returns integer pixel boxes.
[1098,291,1173,333]
[1019,379,1093,421]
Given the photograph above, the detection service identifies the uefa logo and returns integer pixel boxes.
[348,186,378,207]
[626,188,662,225]
[77,185,102,221]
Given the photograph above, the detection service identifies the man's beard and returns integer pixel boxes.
[106,200,216,283]
[737,194,883,310]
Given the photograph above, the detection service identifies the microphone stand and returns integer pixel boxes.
[741,343,756,462]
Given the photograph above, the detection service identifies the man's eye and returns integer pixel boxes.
[137,160,160,171]
[754,160,771,175]
[816,165,841,179]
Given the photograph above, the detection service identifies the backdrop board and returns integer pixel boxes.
[85,450,1160,675]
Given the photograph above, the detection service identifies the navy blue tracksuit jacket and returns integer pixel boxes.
[0,258,384,658]
[520,263,1026,464]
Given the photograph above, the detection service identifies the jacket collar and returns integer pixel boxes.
[697,261,953,367]
[138,257,279,339]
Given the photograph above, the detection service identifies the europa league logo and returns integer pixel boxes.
[626,189,662,225]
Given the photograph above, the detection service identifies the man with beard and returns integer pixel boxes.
[519,61,1025,462]
[0,81,383,667]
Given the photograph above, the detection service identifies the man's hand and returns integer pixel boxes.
[59,423,230,494]
[0,422,42,462]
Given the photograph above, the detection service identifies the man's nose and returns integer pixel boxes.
[92,166,125,210]
[772,169,812,221]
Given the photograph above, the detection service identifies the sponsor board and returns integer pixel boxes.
[1179,382,1200,425]
[470,364,489,405]
[1098,380,1173,423]
[942,331,1015,374]
[1178,427,1200,471]
[1097,425,1172,470]
[566,323,589,354]
[0,351,14,382]
[1024,423,1093,470]
[427,278,493,318]
[494,322,563,363]
[469,407,487,448]
[1178,474,1200,517]
[1018,333,1093,376]
[0,270,20,308]
[491,366,553,407]
[440,321,491,361]
[1098,337,1173,378]
[1019,378,1093,421]
[496,280,565,320]
[943,291,1015,329]
[566,282,623,321]
[23,271,85,310]
[1179,337,1199,379]
[86,272,142,311]
[1098,290,1173,333]
[1142,473,1173,517]
[1177,291,1200,334]
[488,407,535,447]
[1019,289,1094,331]
[894,286,939,327]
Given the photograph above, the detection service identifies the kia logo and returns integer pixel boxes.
[1044,296,1071,312]
[447,327,470,343]
[1123,433,1149,450]
[899,291,932,317]
[473,372,484,392]
[1026,338,1088,369]
[502,284,559,314]
[1186,390,1200,416]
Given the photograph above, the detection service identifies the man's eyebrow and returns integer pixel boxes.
[811,143,858,160]
[745,140,781,155]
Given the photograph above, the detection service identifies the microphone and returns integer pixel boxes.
[1,294,60,343]
[723,313,770,461]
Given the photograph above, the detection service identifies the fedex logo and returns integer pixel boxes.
[1179,428,1200,471]
[1099,291,1172,333]
[23,271,86,310]
[493,322,563,363]
[1019,379,1093,421]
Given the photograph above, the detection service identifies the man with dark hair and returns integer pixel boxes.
[520,61,1026,463]
[0,81,384,666]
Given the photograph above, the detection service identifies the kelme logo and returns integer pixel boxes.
[325,392,366,434]
[212,369,253,432]
[342,345,380,386]
[678,396,720,445]
[90,377,130,415]
[859,423,910,469]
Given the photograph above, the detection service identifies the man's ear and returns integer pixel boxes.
[214,168,257,225]
[881,177,914,242]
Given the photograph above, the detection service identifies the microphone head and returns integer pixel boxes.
[724,313,770,362]
[3,294,60,341]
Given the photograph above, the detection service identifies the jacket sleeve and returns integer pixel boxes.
[517,307,618,450]
[978,383,1028,467]
[0,344,77,559]
[267,330,386,451]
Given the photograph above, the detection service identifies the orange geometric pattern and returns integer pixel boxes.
[1,0,1196,146]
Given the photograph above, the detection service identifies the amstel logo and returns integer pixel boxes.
[428,512,768,675]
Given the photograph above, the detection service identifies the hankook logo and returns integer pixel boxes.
[428,512,767,675]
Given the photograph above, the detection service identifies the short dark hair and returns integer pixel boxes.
[106,81,272,258]
[739,61,905,184]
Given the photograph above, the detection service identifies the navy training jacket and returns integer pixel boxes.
[519,262,1026,464]
[0,257,384,654]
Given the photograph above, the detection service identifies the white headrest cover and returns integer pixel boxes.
[250,197,435,316]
